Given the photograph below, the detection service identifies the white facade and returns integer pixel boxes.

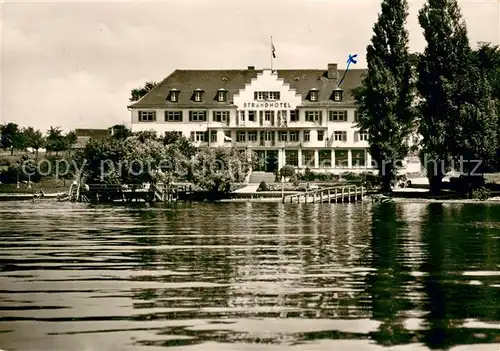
[130,69,375,174]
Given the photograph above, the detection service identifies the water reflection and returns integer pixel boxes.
[0,201,499,350]
[367,203,415,346]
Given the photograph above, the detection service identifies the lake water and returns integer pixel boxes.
[0,201,499,351]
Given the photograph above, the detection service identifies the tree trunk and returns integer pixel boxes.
[428,175,443,196]
[381,172,392,193]
[10,147,14,156]
[379,161,393,194]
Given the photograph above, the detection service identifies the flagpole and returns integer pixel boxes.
[270,36,273,71]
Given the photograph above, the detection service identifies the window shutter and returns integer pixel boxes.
[204,131,209,142]
[319,111,323,124]
[343,132,347,142]
[226,112,230,126]
[190,131,194,141]
[254,92,258,100]
[259,111,263,126]
[271,112,275,126]
[354,132,359,142]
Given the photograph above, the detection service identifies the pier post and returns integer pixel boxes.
[335,188,338,203]
[320,190,323,203]
[354,186,358,202]
[327,189,331,203]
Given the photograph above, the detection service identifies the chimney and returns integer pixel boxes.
[327,63,338,80]
[247,66,255,70]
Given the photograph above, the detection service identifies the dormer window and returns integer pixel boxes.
[309,89,319,102]
[194,89,204,102]
[217,89,227,102]
[169,89,179,102]
[332,89,343,102]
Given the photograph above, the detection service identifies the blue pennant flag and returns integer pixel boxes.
[338,53,358,87]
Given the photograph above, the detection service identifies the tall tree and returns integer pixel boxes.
[416,0,496,194]
[129,81,158,102]
[352,0,415,192]
[46,126,68,156]
[1,123,26,155]
[65,130,77,153]
[473,43,500,169]
[23,127,46,160]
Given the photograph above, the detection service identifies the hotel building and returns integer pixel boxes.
[129,63,374,174]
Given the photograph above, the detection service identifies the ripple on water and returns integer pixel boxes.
[0,201,499,350]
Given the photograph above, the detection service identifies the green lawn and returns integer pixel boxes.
[0,177,70,194]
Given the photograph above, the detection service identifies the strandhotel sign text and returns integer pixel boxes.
[242,101,293,109]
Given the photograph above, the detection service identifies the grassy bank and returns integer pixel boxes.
[0,178,70,194]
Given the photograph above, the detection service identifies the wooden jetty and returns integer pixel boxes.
[66,182,194,203]
[282,185,369,204]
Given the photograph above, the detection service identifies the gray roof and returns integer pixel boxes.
[128,68,366,108]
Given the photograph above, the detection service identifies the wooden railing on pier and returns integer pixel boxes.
[283,185,367,204]
[78,183,194,203]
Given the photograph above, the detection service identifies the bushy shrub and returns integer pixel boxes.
[258,180,268,191]
[279,165,296,179]
[471,186,490,200]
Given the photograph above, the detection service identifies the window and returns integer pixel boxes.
[138,111,156,122]
[269,91,280,100]
[302,150,315,167]
[189,111,207,122]
[255,92,268,101]
[317,130,325,141]
[224,130,232,142]
[211,131,217,143]
[309,89,319,102]
[237,131,246,142]
[319,150,332,168]
[329,110,348,122]
[279,131,288,142]
[248,131,257,142]
[356,132,369,141]
[263,131,274,142]
[279,110,288,127]
[333,131,347,141]
[248,111,256,122]
[217,90,227,102]
[170,90,179,102]
[193,131,206,142]
[354,110,367,122]
[290,110,299,122]
[303,131,310,142]
[289,131,299,142]
[213,111,229,122]
[165,111,183,122]
[194,90,203,102]
[333,90,343,102]
[285,150,299,166]
[335,150,348,167]
[352,150,366,167]
[305,111,322,122]
[264,110,274,122]
[254,91,280,101]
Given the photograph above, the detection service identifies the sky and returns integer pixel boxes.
[1,0,499,132]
